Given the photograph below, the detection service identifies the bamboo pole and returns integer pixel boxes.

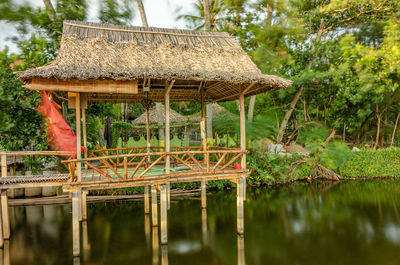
[1,190,10,240]
[75,93,82,182]
[82,107,87,168]
[4,239,9,265]
[165,82,171,209]
[160,185,168,244]
[239,91,247,200]
[200,88,207,209]
[1,154,6,178]
[82,190,87,221]
[0,194,3,248]
[151,186,158,226]
[144,186,150,214]
[72,191,80,256]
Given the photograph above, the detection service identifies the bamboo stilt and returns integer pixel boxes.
[165,82,172,210]
[0,191,10,240]
[201,181,207,209]
[145,213,151,249]
[82,107,87,170]
[144,186,150,214]
[239,92,247,200]
[151,186,158,226]
[72,191,80,256]
[82,190,87,221]
[160,185,168,244]
[0,194,3,249]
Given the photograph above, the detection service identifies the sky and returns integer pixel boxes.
[0,0,195,53]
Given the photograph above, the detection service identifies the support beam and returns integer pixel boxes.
[72,191,80,256]
[239,91,247,200]
[160,185,168,244]
[75,93,82,182]
[1,191,9,240]
[4,239,9,265]
[144,186,150,214]
[82,107,87,170]
[151,186,158,226]
[200,88,207,209]
[165,81,174,210]
[0,193,3,249]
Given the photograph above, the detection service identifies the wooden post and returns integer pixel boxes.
[144,186,150,214]
[1,190,10,240]
[151,186,158,226]
[0,193,3,249]
[160,185,168,244]
[145,102,151,214]
[82,107,87,168]
[72,191,80,256]
[1,153,6,178]
[165,82,171,210]
[200,88,207,209]
[239,91,247,200]
[75,93,83,221]
[82,190,87,221]
[237,177,245,235]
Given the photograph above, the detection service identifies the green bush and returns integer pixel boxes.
[340,148,400,178]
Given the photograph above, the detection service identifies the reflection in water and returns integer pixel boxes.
[237,235,245,265]
[8,180,400,265]
[152,227,159,265]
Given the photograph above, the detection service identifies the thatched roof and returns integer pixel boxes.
[17,20,292,102]
[188,103,236,123]
[132,105,187,125]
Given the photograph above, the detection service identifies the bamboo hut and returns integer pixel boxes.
[133,105,187,125]
[15,20,292,257]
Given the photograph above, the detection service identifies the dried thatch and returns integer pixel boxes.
[188,103,236,123]
[132,105,187,125]
[17,20,292,102]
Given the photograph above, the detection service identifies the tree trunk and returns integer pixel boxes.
[374,111,381,149]
[391,112,400,146]
[203,0,211,31]
[325,129,336,145]
[43,0,57,21]
[276,86,304,143]
[136,0,148,27]
[248,95,256,122]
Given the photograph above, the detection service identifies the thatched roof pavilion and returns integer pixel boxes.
[17,20,291,103]
[132,105,187,125]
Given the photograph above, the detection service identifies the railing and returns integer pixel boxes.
[63,146,246,184]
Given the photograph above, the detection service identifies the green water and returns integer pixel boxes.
[9,180,400,265]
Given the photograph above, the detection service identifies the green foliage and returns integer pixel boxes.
[341,148,400,178]
[99,0,134,25]
[0,48,48,151]
[111,121,133,147]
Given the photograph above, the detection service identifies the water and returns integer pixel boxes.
[9,179,400,265]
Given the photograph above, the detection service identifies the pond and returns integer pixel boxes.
[8,179,400,265]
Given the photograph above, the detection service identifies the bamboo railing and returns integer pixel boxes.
[63,146,246,184]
